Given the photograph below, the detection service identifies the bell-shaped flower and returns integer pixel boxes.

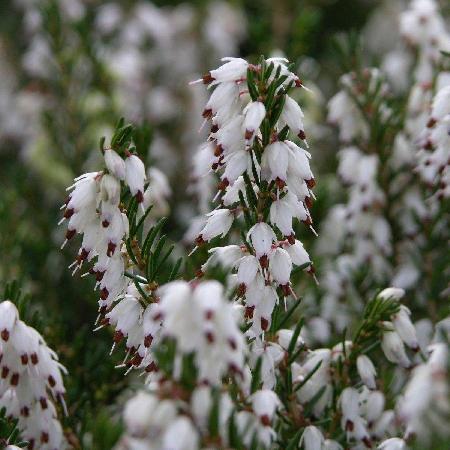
[269,248,292,286]
[247,222,276,258]
[125,154,146,202]
[244,101,266,141]
[261,141,289,182]
[199,209,234,242]
[104,149,126,180]
[357,354,377,389]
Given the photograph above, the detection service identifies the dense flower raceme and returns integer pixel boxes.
[417,84,450,199]
[0,300,66,450]
[60,143,175,372]
[192,57,316,337]
[116,281,283,449]
[117,386,281,450]
[319,70,395,330]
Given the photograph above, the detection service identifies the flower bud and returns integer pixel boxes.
[104,149,126,180]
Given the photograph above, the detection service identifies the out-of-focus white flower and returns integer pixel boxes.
[250,389,281,425]
[381,326,410,368]
[357,354,377,389]
[377,437,408,450]
[300,425,324,450]
[378,287,405,301]
[156,280,246,385]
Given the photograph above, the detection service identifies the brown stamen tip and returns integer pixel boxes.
[10,372,19,386]
[260,414,271,426]
[245,306,255,319]
[100,287,109,300]
[217,178,229,191]
[31,353,39,365]
[259,254,269,268]
[107,242,117,257]
[195,235,205,246]
[144,334,153,347]
[261,317,269,331]
[205,331,215,343]
[1,329,9,341]
[65,228,76,240]
[237,283,246,297]
[135,191,144,203]
[145,361,158,373]
[113,330,124,343]
[203,73,215,84]
[64,208,74,219]
[275,177,286,189]
[304,196,313,209]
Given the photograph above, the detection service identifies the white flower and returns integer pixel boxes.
[237,255,260,287]
[0,301,19,341]
[123,391,157,435]
[339,387,360,425]
[247,222,276,258]
[300,425,324,450]
[280,95,305,139]
[284,240,311,267]
[377,437,408,450]
[381,327,410,368]
[378,287,405,301]
[100,173,121,205]
[392,305,419,350]
[269,247,292,286]
[125,154,146,202]
[261,141,289,181]
[209,57,249,83]
[244,101,266,141]
[250,389,281,424]
[104,149,126,180]
[276,329,304,351]
[357,355,377,389]
[270,198,294,236]
[162,417,199,450]
[0,299,66,449]
[199,209,234,242]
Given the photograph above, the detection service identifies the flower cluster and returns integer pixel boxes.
[60,148,146,307]
[117,386,281,450]
[151,280,246,385]
[193,57,315,337]
[0,300,66,450]
[418,84,450,199]
[399,0,450,83]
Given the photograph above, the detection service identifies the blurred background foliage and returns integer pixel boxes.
[0,0,446,448]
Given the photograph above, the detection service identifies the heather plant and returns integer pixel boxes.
[0,1,449,450]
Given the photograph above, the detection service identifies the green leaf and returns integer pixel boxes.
[287,317,304,355]
[251,356,263,393]
[167,257,183,282]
